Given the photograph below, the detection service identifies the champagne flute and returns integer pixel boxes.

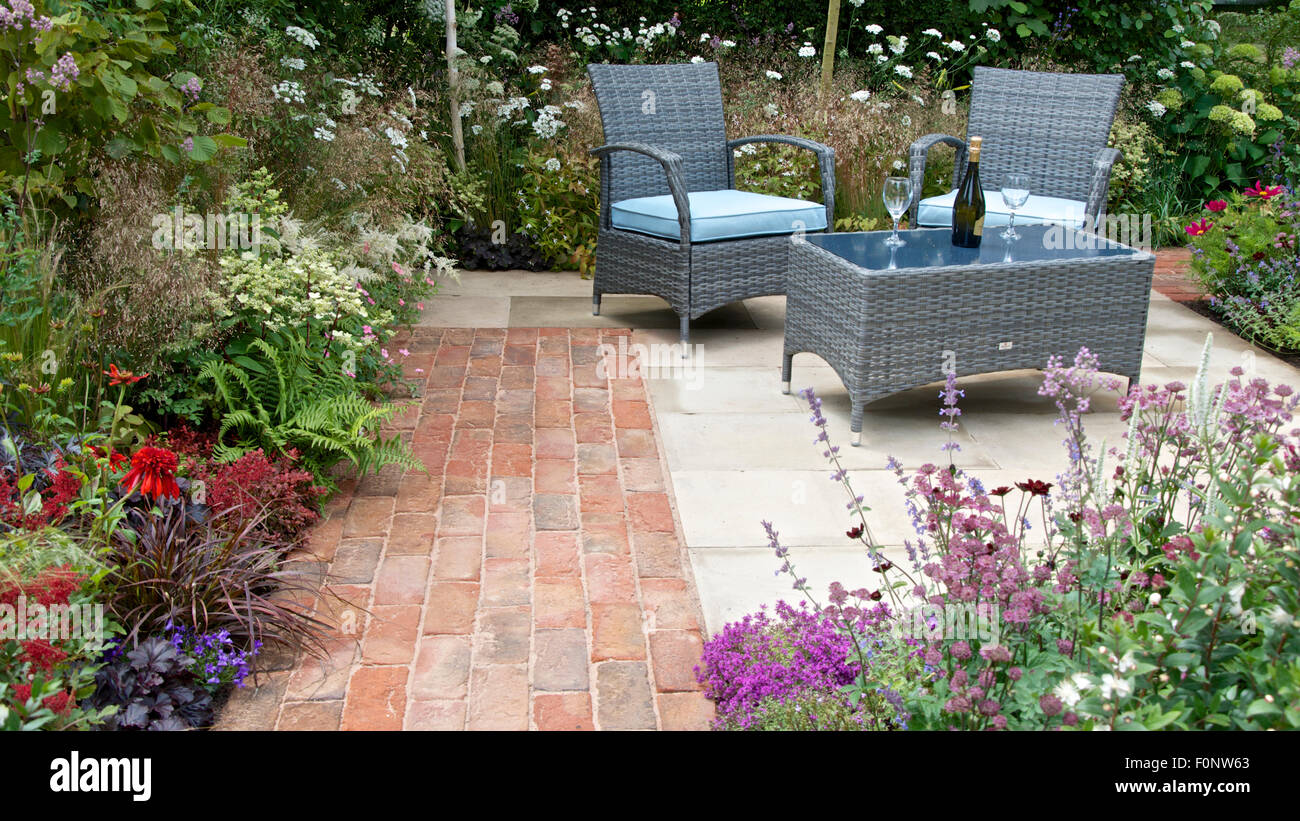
[882,176,912,248]
[1000,174,1030,241]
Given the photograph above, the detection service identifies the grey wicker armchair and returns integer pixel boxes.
[908,66,1124,231]
[588,62,835,345]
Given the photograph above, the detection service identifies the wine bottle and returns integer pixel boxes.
[951,136,985,248]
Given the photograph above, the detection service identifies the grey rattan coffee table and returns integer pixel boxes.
[782,224,1156,445]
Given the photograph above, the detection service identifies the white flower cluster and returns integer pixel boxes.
[894,64,913,79]
[798,42,816,58]
[690,55,704,64]
[281,56,305,71]
[285,25,319,49]
[922,28,943,38]
[496,96,530,120]
[273,80,305,104]
[384,126,408,150]
[849,89,871,103]
[1156,67,1175,80]
[947,40,965,52]
[765,70,783,80]
[763,102,779,117]
[528,65,548,74]
[1146,100,1167,118]
[545,157,562,172]
[865,24,883,35]
[533,105,567,139]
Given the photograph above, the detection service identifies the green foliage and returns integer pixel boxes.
[0,0,238,214]
[517,150,598,276]
[1140,6,1300,202]
[197,330,420,487]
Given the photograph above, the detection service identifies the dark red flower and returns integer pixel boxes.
[989,486,1012,497]
[103,364,148,386]
[120,446,180,500]
[868,590,882,601]
[846,524,864,539]
[1015,479,1053,497]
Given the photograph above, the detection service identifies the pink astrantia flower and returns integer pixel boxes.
[1185,218,1211,236]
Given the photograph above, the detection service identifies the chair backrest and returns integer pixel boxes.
[588,62,731,202]
[965,66,1123,202]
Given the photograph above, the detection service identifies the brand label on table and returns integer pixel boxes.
[973,216,984,237]
[998,341,1013,350]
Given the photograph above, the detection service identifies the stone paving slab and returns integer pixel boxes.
[219,327,713,731]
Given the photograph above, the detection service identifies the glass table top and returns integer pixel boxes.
[805,224,1145,272]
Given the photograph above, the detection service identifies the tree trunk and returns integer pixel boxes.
[819,0,842,101]
[446,0,466,173]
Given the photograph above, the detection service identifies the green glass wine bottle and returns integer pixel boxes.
[951,136,985,248]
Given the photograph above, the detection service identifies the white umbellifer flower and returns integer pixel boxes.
[766,70,783,80]
[1180,60,1196,68]
[700,32,710,42]
[849,89,871,103]
[281,56,305,70]
[471,124,483,135]
[459,99,475,117]
[1172,23,1185,34]
[545,157,561,172]
[313,126,335,141]
[798,42,816,58]
[480,55,492,64]
[868,43,883,55]
[900,114,912,127]
[1180,39,1195,49]
[722,39,736,48]
[926,51,941,61]
[1146,100,1167,117]
[690,55,704,64]
[532,109,566,139]
[1127,54,1142,62]
[847,0,864,7]
[1157,68,1175,80]
[875,55,887,64]
[986,28,1001,42]
[527,65,548,74]
[563,100,586,110]
[947,40,965,52]
[911,94,925,105]
[889,36,907,54]
[894,64,913,79]
[865,24,883,35]
[485,80,505,95]
[285,25,319,49]
[892,159,905,170]
[1100,674,1132,699]
[582,33,598,46]
[541,78,552,90]
[922,28,942,37]
[763,102,779,117]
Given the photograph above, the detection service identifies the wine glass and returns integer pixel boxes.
[882,176,913,248]
[1000,174,1030,241]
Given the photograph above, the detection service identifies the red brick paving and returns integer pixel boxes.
[220,328,713,731]
[1152,247,1203,303]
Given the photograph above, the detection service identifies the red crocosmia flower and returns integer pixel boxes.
[1205,200,1227,212]
[1185,219,1212,236]
[120,446,181,500]
[1015,479,1053,497]
[89,445,129,471]
[1244,180,1284,200]
[103,364,148,385]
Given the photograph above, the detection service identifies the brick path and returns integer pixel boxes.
[219,327,714,731]
[1152,247,1201,303]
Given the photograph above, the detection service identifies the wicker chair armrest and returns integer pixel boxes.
[1085,147,1124,228]
[906,133,967,224]
[590,142,691,246]
[729,135,836,225]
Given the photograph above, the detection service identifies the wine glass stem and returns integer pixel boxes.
[892,217,900,242]
[1009,212,1015,234]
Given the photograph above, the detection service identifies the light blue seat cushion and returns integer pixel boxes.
[916,189,1087,230]
[610,189,827,242]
